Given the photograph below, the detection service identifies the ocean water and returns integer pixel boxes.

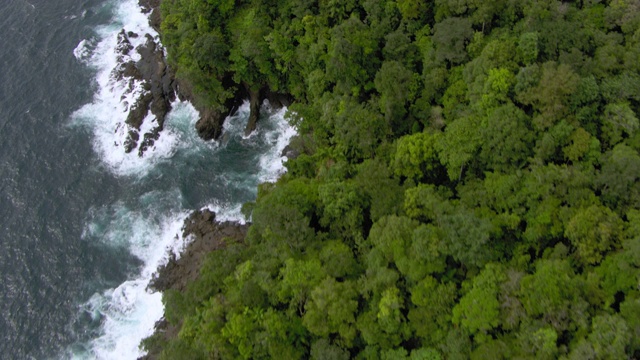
[0,0,294,358]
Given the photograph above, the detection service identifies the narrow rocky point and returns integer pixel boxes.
[148,209,248,293]
[141,209,248,360]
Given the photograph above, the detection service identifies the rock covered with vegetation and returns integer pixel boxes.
[143,0,640,359]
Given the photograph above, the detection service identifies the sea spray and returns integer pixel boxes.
[67,1,298,358]
[70,0,176,177]
[71,106,296,358]
[71,191,190,359]
[257,104,297,183]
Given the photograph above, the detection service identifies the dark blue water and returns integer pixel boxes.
[0,1,293,358]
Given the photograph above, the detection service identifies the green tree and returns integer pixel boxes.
[310,339,350,360]
[478,102,534,172]
[432,17,474,65]
[525,62,580,130]
[452,263,506,342]
[393,131,439,181]
[303,277,359,345]
[408,276,457,345]
[565,204,623,266]
[326,15,379,96]
[332,99,387,161]
[436,114,482,181]
[588,314,632,359]
[277,258,325,310]
[597,144,640,209]
[602,102,639,146]
[519,259,584,332]
[355,159,405,222]
[375,61,419,134]
[319,180,367,242]
[518,32,539,65]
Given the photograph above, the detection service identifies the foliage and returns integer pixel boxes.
[147,0,640,358]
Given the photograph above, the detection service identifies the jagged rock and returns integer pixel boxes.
[138,0,162,32]
[138,128,161,157]
[142,210,247,360]
[125,92,152,130]
[132,0,296,146]
[244,86,294,136]
[115,29,133,56]
[188,78,247,141]
[265,87,294,109]
[281,143,301,160]
[120,61,141,80]
[114,31,177,154]
[244,87,262,136]
[124,130,139,153]
[195,108,225,140]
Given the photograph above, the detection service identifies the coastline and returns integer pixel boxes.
[68,0,299,355]
[120,0,640,358]
[129,1,296,357]
[140,209,249,360]
[136,0,293,143]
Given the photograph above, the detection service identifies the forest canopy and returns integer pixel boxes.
[145,0,640,358]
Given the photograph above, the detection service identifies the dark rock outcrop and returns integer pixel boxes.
[148,209,248,293]
[138,0,162,32]
[135,0,293,144]
[194,107,225,140]
[245,85,294,136]
[281,143,301,160]
[264,87,294,109]
[140,210,248,360]
[244,87,262,136]
[112,30,178,155]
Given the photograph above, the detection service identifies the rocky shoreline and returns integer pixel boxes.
[115,0,293,156]
[148,209,248,294]
[127,1,298,357]
[140,209,249,360]
[113,29,177,155]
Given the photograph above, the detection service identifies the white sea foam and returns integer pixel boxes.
[73,38,96,63]
[71,192,252,359]
[203,201,246,224]
[69,0,181,177]
[72,192,189,359]
[257,105,297,183]
[67,0,298,357]
[218,100,296,183]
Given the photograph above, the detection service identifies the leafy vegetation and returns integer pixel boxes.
[146,0,640,358]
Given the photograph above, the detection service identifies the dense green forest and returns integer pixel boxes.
[144,0,640,358]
